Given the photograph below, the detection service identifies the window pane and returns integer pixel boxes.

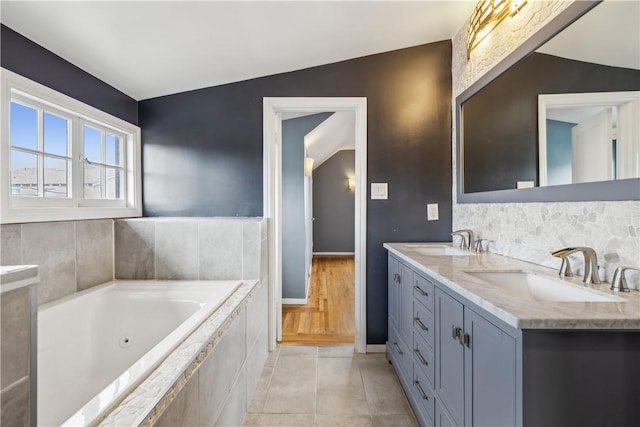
[105,133,122,166]
[44,112,69,156]
[84,164,102,199]
[106,168,123,200]
[44,157,68,198]
[84,126,102,163]
[10,149,38,196]
[10,102,38,150]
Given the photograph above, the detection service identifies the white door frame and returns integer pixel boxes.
[263,97,367,353]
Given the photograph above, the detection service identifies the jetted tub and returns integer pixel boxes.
[37,280,241,426]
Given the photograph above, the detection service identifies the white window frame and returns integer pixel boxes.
[1,68,142,224]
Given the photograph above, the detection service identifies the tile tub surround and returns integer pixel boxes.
[450,0,640,289]
[0,219,114,305]
[385,243,640,330]
[98,278,269,426]
[1,265,38,427]
[245,345,419,427]
[114,218,267,281]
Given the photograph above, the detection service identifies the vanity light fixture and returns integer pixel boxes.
[467,0,528,58]
[347,177,356,192]
[304,157,314,177]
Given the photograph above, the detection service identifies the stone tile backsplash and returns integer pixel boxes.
[114,218,267,281]
[451,1,640,289]
[1,219,114,305]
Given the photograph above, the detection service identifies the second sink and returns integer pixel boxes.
[467,271,624,302]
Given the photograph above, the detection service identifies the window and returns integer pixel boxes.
[1,68,141,223]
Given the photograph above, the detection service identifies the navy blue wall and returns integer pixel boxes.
[140,41,453,344]
[313,150,356,253]
[0,24,138,125]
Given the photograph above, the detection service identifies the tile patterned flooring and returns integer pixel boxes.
[244,345,418,427]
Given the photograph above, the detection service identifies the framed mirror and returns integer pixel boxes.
[456,0,640,203]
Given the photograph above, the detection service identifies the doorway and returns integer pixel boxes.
[263,97,367,353]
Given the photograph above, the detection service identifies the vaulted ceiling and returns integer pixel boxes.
[0,1,476,100]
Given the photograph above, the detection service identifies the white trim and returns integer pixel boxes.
[1,68,142,224]
[263,97,367,354]
[282,298,308,305]
[538,91,640,187]
[366,344,387,353]
[313,252,355,256]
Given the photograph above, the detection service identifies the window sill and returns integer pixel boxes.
[1,205,142,224]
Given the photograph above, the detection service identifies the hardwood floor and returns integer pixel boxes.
[281,256,355,344]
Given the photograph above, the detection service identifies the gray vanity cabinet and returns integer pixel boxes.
[435,289,465,426]
[435,287,517,427]
[388,253,518,427]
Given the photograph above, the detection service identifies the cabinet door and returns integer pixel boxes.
[435,398,457,427]
[388,256,400,329]
[399,261,414,347]
[464,309,517,427]
[435,289,465,426]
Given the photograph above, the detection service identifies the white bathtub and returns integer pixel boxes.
[37,280,241,426]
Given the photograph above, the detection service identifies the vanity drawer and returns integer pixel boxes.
[413,301,435,349]
[412,359,436,423]
[413,332,435,387]
[388,323,411,383]
[413,273,435,312]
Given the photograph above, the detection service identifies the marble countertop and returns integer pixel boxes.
[1,265,39,292]
[384,243,640,330]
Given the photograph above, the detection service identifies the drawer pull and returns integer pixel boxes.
[393,341,403,355]
[414,348,428,366]
[414,380,429,401]
[414,317,428,331]
[414,285,428,297]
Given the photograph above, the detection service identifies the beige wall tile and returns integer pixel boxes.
[198,221,242,279]
[155,374,199,427]
[0,287,31,389]
[22,221,76,304]
[155,221,198,280]
[1,224,22,265]
[76,219,113,290]
[0,376,30,427]
[114,220,155,279]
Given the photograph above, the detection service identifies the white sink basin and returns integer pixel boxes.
[404,244,473,256]
[467,271,624,302]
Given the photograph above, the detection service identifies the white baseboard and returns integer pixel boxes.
[366,344,387,353]
[313,252,355,256]
[282,298,307,305]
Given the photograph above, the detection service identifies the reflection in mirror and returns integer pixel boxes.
[460,0,640,194]
[539,91,640,186]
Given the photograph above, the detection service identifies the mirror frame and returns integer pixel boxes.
[456,0,640,203]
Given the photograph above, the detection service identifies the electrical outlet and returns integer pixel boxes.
[427,203,439,221]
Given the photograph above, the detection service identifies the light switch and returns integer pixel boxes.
[427,203,439,221]
[371,183,388,200]
[517,181,534,189]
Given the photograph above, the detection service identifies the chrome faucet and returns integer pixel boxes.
[474,238,490,253]
[610,266,639,292]
[551,247,601,284]
[451,229,475,251]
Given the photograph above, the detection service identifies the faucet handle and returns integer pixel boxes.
[611,266,639,292]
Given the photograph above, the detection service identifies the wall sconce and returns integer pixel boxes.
[467,0,527,58]
[304,157,314,177]
[347,177,356,192]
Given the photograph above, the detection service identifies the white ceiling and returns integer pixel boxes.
[537,0,640,70]
[0,1,476,100]
[303,111,354,169]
